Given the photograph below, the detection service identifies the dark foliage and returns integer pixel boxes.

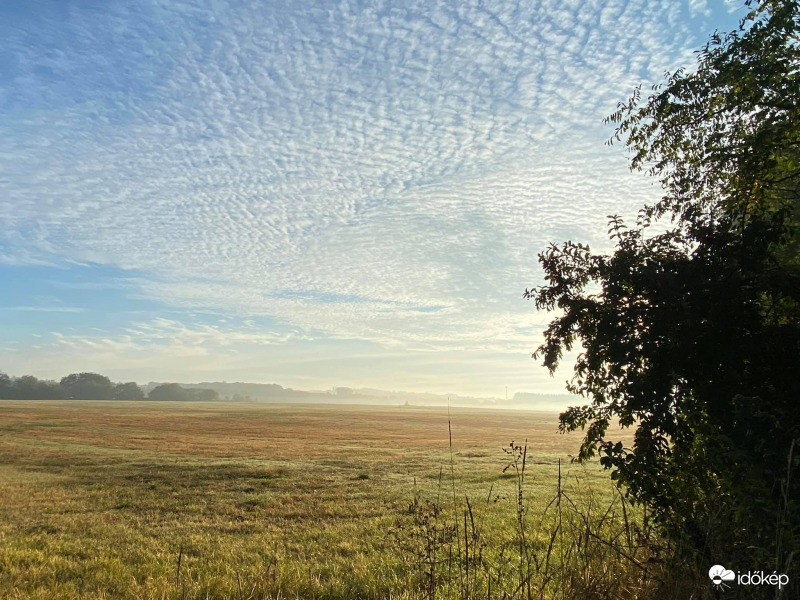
[0,370,144,401]
[113,381,145,401]
[0,371,219,402]
[148,383,218,402]
[0,374,65,400]
[60,372,115,400]
[527,0,799,593]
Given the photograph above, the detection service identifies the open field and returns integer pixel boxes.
[0,401,640,600]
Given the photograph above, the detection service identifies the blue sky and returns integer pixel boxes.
[1,0,741,396]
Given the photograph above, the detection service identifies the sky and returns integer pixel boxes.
[0,0,742,397]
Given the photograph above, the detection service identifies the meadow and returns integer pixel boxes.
[0,401,658,600]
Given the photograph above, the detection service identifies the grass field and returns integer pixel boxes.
[0,401,644,600]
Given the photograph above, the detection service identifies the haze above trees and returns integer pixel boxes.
[0,371,569,408]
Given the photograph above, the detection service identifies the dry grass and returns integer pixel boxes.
[0,401,637,600]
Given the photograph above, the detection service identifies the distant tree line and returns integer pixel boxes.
[146,382,218,402]
[0,371,218,401]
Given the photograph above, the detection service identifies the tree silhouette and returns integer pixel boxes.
[59,372,115,400]
[528,0,799,589]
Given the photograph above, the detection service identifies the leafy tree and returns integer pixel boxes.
[189,388,219,402]
[148,383,190,401]
[112,382,144,401]
[528,0,799,591]
[0,371,11,399]
[13,375,64,400]
[148,383,218,401]
[59,372,115,400]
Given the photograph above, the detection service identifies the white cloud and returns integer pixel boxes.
[0,0,738,392]
[689,0,712,18]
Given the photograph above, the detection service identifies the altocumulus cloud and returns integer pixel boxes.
[0,1,740,392]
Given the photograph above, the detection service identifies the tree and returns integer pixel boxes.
[59,372,115,400]
[0,371,11,399]
[528,0,799,591]
[188,388,219,402]
[12,375,64,399]
[148,384,218,401]
[112,382,144,401]
[148,383,190,401]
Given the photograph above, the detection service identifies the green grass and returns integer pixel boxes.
[0,401,650,600]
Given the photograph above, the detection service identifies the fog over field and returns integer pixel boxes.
[144,380,578,410]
